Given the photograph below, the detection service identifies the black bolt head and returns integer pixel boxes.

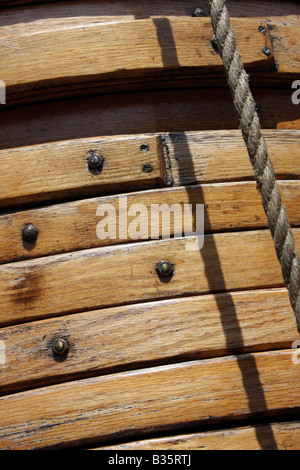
[156,261,174,278]
[52,338,69,357]
[262,45,271,56]
[87,152,104,172]
[192,8,208,17]
[142,163,153,173]
[140,144,149,152]
[22,224,38,242]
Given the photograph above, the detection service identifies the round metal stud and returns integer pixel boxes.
[22,224,38,242]
[140,144,149,152]
[192,8,208,17]
[52,338,69,357]
[262,45,271,56]
[87,152,104,172]
[142,163,153,173]
[156,261,174,277]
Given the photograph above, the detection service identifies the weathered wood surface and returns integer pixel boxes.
[0,349,299,449]
[0,87,298,150]
[0,287,298,396]
[166,129,300,185]
[0,18,274,89]
[0,135,164,207]
[0,129,298,208]
[99,421,300,450]
[0,180,299,264]
[0,229,299,326]
[1,14,299,104]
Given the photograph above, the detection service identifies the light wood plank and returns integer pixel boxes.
[0,180,299,264]
[99,421,300,450]
[0,87,298,150]
[166,130,300,185]
[0,135,164,207]
[0,18,273,97]
[0,288,298,395]
[0,229,299,326]
[0,350,299,449]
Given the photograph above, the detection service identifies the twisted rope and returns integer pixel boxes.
[206,0,300,331]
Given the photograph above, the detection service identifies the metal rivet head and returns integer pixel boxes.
[142,163,153,173]
[192,8,208,17]
[87,152,104,172]
[262,45,271,56]
[22,224,38,242]
[156,261,174,277]
[140,144,149,152]
[258,25,267,34]
[52,338,69,357]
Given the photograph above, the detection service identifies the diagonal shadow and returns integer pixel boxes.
[150,16,278,449]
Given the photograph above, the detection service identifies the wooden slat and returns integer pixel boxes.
[0,229,299,326]
[166,130,300,185]
[0,349,299,449]
[0,180,299,264]
[99,421,300,450]
[0,135,164,207]
[0,87,298,150]
[0,18,273,101]
[0,288,298,395]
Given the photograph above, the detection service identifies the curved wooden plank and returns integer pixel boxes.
[0,18,274,104]
[0,350,299,449]
[98,421,300,450]
[0,180,299,264]
[0,135,164,207]
[166,129,300,185]
[0,229,299,326]
[0,129,299,208]
[0,288,298,395]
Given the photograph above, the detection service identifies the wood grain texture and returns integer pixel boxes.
[0,87,298,150]
[0,287,298,395]
[99,421,300,450]
[0,135,164,207]
[0,229,299,326]
[166,129,300,185]
[0,349,299,449]
[0,180,299,264]
[0,18,273,89]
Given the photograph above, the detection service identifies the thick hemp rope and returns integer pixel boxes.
[206,0,300,331]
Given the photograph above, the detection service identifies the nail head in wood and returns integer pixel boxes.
[156,261,174,278]
[22,224,38,242]
[52,338,69,357]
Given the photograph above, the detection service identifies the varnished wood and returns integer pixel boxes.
[0,350,299,449]
[99,421,300,450]
[166,129,300,185]
[0,129,298,209]
[0,180,299,264]
[0,87,298,150]
[0,287,298,395]
[0,229,299,326]
[0,18,273,91]
[0,135,164,207]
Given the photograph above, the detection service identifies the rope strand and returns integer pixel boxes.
[206,0,300,331]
